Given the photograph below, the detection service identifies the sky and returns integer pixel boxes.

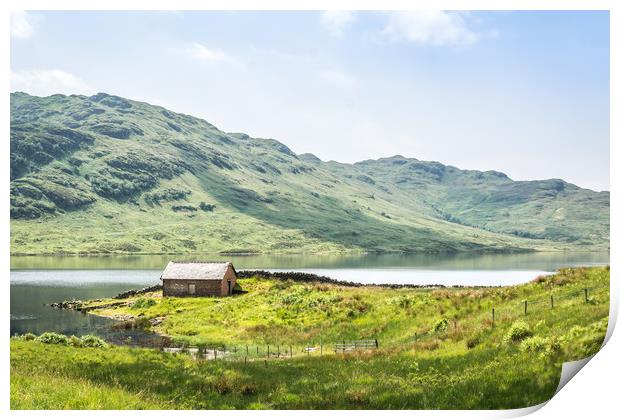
[10,10,610,191]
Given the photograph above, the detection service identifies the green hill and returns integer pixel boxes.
[10,92,609,255]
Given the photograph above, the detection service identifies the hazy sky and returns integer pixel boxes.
[10,10,609,191]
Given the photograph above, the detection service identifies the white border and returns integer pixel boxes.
[1,1,616,419]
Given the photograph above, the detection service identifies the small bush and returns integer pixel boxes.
[520,336,561,358]
[466,333,482,349]
[434,318,449,333]
[503,321,532,344]
[36,332,68,345]
[171,205,198,212]
[80,335,108,348]
[199,202,216,212]
[133,298,156,309]
[21,333,37,341]
[389,295,414,308]
[68,335,83,347]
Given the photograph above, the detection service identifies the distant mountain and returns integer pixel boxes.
[10,92,609,255]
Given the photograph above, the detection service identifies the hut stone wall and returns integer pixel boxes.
[162,264,237,297]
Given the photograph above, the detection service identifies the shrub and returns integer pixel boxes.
[144,188,191,205]
[434,318,449,333]
[171,205,198,212]
[36,332,68,345]
[80,335,108,348]
[520,336,561,358]
[389,295,414,308]
[133,298,156,309]
[466,332,482,349]
[20,333,37,341]
[503,321,532,344]
[199,202,216,212]
[68,335,83,347]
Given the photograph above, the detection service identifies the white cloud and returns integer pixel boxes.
[11,11,37,39]
[182,42,234,63]
[382,11,480,46]
[318,69,357,88]
[320,11,356,36]
[11,69,93,96]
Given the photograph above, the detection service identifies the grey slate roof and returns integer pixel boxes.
[161,261,233,280]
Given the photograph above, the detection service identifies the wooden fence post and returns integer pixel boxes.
[492,307,495,325]
[375,339,379,349]
[267,344,270,358]
[585,288,589,303]
[551,295,554,309]
[524,300,528,315]
[277,344,280,358]
[214,348,217,360]
[290,344,293,357]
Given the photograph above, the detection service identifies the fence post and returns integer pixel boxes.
[246,344,249,356]
[320,341,323,356]
[492,307,495,326]
[584,288,589,303]
[267,344,270,358]
[414,332,417,341]
[277,344,280,358]
[524,300,528,315]
[375,339,379,349]
[551,295,554,309]
[214,348,217,360]
[290,344,293,357]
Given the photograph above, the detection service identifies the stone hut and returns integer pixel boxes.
[161,261,237,297]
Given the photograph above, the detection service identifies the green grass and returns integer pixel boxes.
[11,267,610,409]
[10,92,609,255]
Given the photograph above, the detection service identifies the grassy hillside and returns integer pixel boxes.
[10,267,610,409]
[10,92,609,255]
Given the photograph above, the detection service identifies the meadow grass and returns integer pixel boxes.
[11,267,610,409]
[88,267,609,349]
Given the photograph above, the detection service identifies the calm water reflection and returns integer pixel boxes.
[10,251,610,271]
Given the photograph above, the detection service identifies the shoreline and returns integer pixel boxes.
[9,247,608,258]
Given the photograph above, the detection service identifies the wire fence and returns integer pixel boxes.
[158,284,607,363]
[411,285,606,343]
[162,341,339,362]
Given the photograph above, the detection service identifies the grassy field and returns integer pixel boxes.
[11,267,610,409]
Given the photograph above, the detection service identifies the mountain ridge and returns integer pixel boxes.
[10,92,609,255]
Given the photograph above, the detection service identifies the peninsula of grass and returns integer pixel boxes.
[11,266,610,409]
